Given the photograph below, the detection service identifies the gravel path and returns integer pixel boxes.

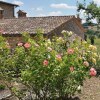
[76,77,100,100]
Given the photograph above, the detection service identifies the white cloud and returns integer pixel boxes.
[82,19,86,23]
[78,10,86,23]
[32,7,43,11]
[50,3,76,9]
[0,0,6,1]
[48,11,62,16]
[26,13,31,17]
[91,19,97,23]
[37,11,62,17]
[13,0,24,6]
[36,7,43,11]
[79,10,97,23]
[80,10,87,18]
[38,13,46,17]
[93,0,100,5]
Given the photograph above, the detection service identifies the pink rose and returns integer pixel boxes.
[43,60,49,66]
[83,61,89,67]
[90,68,97,76]
[70,66,74,72]
[67,48,74,54]
[17,42,23,46]
[24,43,31,48]
[56,54,62,61]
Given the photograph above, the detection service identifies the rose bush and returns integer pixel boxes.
[0,30,98,99]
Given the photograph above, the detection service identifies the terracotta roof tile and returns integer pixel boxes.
[0,16,75,35]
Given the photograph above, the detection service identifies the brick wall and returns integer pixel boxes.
[0,3,14,18]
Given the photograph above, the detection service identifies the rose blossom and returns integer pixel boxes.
[92,58,96,65]
[68,31,73,36]
[43,60,49,66]
[70,66,74,72]
[61,30,67,34]
[24,43,31,48]
[67,48,74,54]
[83,61,89,67]
[17,42,23,46]
[89,45,97,51]
[56,54,62,61]
[90,68,97,76]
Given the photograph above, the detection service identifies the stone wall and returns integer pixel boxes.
[6,36,23,48]
[0,3,14,18]
[47,19,84,39]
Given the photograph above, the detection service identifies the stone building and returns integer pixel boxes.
[0,1,18,19]
[0,1,85,48]
[0,16,85,47]
[17,10,27,18]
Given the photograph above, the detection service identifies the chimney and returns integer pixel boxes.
[17,10,27,18]
[76,14,82,24]
[0,7,4,19]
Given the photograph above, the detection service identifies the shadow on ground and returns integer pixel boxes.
[56,96,80,100]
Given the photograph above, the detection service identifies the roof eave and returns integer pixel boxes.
[0,1,19,7]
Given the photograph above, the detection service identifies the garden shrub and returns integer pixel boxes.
[0,30,98,99]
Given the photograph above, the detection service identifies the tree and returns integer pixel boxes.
[77,0,100,37]
[77,0,100,23]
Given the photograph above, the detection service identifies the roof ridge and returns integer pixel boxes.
[0,15,75,20]
[24,15,75,18]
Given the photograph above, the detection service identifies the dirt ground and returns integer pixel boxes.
[75,76,100,100]
[0,77,100,100]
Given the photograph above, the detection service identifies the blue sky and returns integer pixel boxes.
[0,0,100,22]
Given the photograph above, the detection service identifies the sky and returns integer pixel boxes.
[0,0,100,22]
